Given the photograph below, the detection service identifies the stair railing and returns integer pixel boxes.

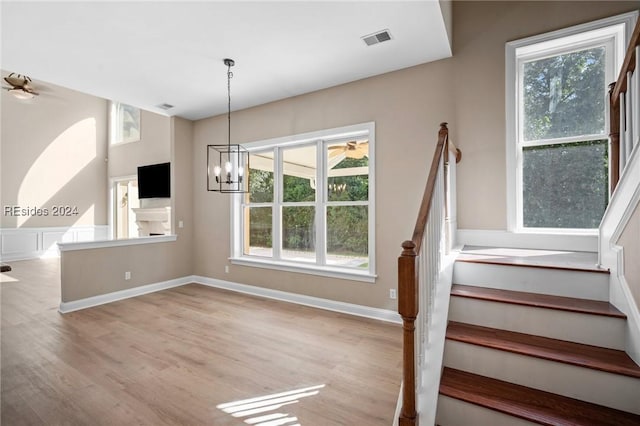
[398,123,461,426]
[609,18,640,194]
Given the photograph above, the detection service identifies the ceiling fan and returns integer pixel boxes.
[328,140,369,159]
[3,73,39,99]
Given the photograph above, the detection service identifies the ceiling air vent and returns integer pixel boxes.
[362,29,392,46]
[156,103,174,110]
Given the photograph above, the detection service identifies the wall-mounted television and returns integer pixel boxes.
[137,162,170,199]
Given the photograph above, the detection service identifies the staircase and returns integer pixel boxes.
[435,246,640,425]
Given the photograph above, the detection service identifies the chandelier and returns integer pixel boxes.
[207,58,249,193]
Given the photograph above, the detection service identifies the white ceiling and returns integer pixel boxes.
[1,1,452,121]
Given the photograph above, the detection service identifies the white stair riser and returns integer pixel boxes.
[449,297,626,350]
[436,395,538,426]
[444,340,640,414]
[453,262,609,301]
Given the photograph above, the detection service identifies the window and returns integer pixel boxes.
[231,122,375,282]
[506,13,635,231]
[110,102,141,144]
[113,177,140,239]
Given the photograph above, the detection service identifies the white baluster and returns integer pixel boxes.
[635,46,640,149]
[626,71,634,161]
[621,92,627,173]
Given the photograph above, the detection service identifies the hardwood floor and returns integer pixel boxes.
[1,259,402,425]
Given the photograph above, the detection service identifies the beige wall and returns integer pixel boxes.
[59,1,640,309]
[61,116,194,301]
[193,61,454,311]
[618,204,640,311]
[452,1,638,229]
[190,1,637,311]
[108,108,171,179]
[1,72,108,228]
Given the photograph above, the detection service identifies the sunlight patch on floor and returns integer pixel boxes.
[216,384,325,425]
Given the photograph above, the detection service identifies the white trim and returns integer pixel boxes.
[608,246,640,366]
[599,139,640,265]
[598,134,640,365]
[109,174,137,239]
[506,11,637,232]
[417,250,457,426]
[193,275,400,324]
[57,274,399,323]
[230,256,376,283]
[0,225,109,261]
[58,276,190,313]
[232,121,376,279]
[457,229,597,252]
[58,234,176,252]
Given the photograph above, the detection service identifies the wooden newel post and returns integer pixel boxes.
[609,82,620,195]
[398,240,419,426]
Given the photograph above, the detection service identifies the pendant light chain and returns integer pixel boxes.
[227,62,233,149]
[207,58,248,193]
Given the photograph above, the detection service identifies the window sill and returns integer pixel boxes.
[109,138,140,147]
[514,228,598,236]
[230,257,377,283]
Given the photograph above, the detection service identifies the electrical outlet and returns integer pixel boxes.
[389,289,397,300]
[225,265,229,274]
[125,271,131,280]
[178,220,184,228]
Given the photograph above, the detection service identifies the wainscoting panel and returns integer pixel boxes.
[1,225,109,261]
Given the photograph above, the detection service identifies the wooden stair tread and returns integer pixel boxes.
[440,367,640,426]
[456,246,608,273]
[447,322,640,378]
[451,284,626,318]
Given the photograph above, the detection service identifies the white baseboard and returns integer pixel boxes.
[1,225,109,262]
[192,275,402,324]
[58,276,191,313]
[58,273,401,324]
[457,229,597,252]
[609,246,640,366]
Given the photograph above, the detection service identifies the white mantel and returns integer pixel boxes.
[132,207,171,236]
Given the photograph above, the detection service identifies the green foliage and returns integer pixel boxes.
[523,140,608,228]
[249,169,273,203]
[523,47,605,141]
[247,156,369,256]
[327,206,368,255]
[328,157,369,202]
[283,206,315,250]
[283,175,315,202]
[521,46,609,229]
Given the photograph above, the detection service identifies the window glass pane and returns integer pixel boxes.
[244,207,272,257]
[327,140,369,202]
[249,151,274,203]
[282,206,315,262]
[523,140,608,228]
[327,206,368,268]
[523,47,605,141]
[113,103,140,143]
[282,145,316,202]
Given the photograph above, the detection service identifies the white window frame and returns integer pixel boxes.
[506,12,636,234]
[230,122,376,283]
[109,101,141,145]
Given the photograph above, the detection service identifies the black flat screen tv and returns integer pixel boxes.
[137,162,170,199]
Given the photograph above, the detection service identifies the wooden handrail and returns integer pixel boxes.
[398,122,460,426]
[410,123,459,252]
[609,18,640,193]
[611,19,640,106]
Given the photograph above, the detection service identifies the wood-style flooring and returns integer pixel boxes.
[1,259,402,425]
